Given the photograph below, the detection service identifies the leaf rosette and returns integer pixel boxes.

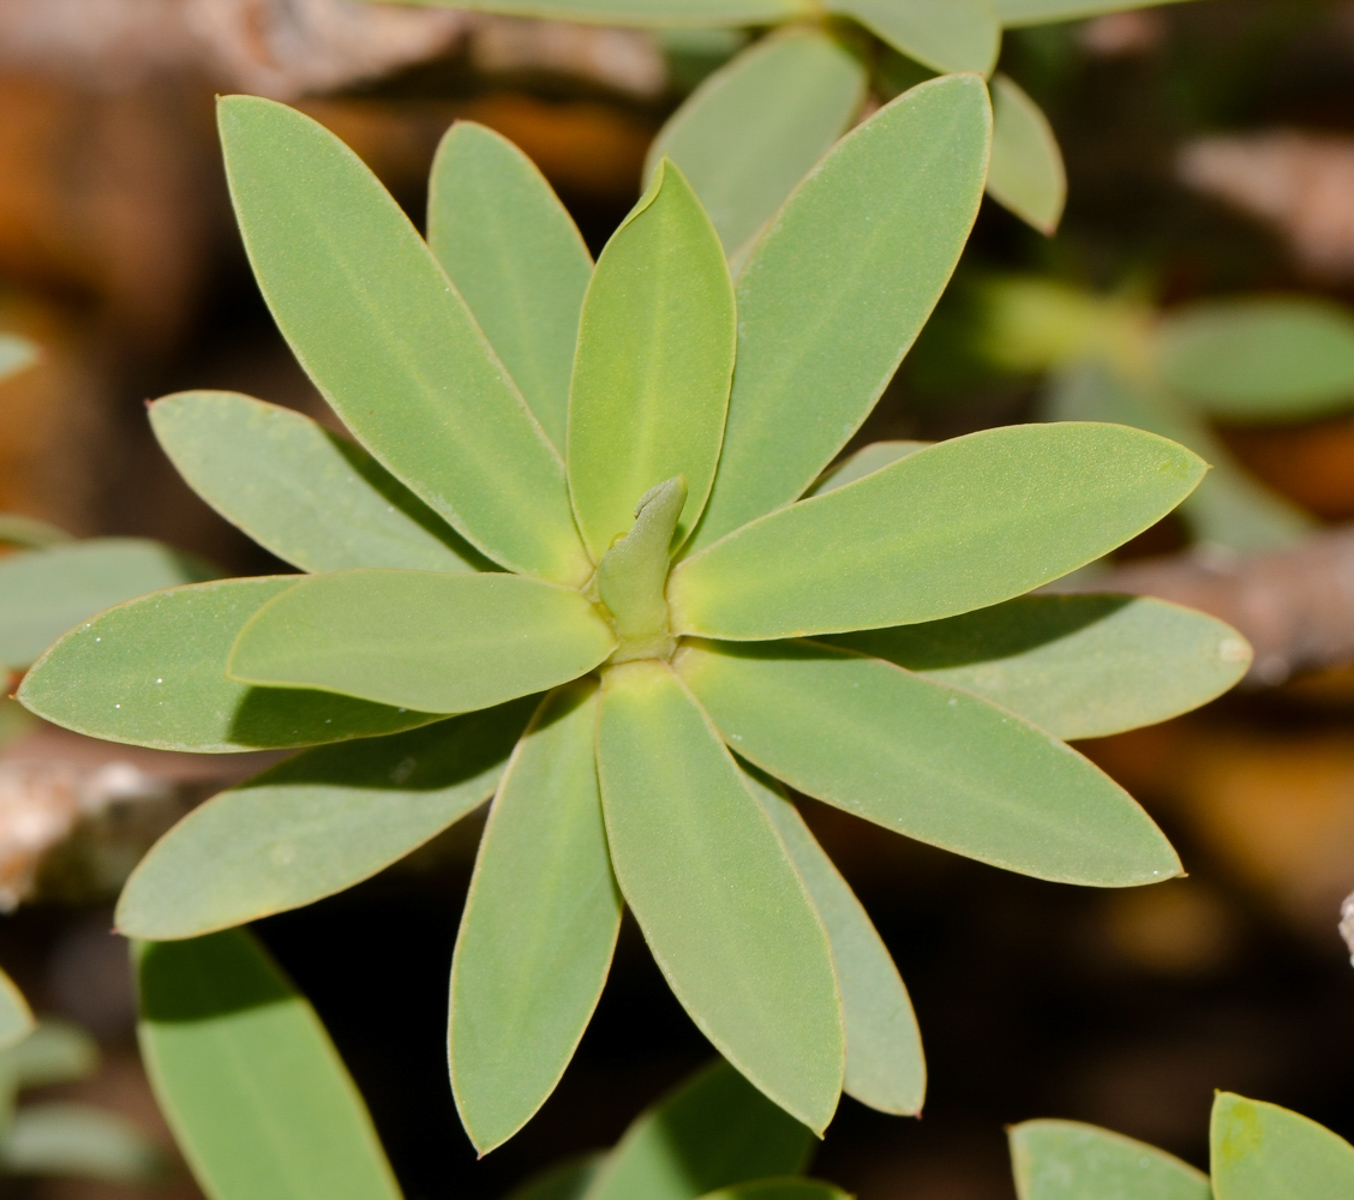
[19,78,1248,1151]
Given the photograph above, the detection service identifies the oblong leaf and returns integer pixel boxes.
[596,662,843,1133]
[0,513,72,549]
[115,701,533,939]
[451,682,621,1153]
[0,1020,99,1091]
[583,1060,813,1200]
[829,595,1251,740]
[0,970,33,1051]
[1045,362,1311,553]
[0,539,219,671]
[646,30,866,258]
[1212,1093,1354,1200]
[228,570,614,713]
[687,75,991,553]
[428,122,592,452]
[150,395,487,576]
[807,441,930,496]
[137,930,401,1200]
[743,768,924,1116]
[219,96,589,585]
[987,74,1066,235]
[378,0,804,24]
[568,161,734,557]
[831,0,1000,75]
[151,392,486,575]
[697,1183,849,1200]
[675,639,1181,886]
[671,424,1205,641]
[1009,1119,1210,1200]
[18,578,440,753]
[0,1104,165,1183]
[1156,297,1354,421]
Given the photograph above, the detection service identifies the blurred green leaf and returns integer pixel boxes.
[0,1021,98,1096]
[1,1105,165,1183]
[584,1059,813,1200]
[831,0,1000,74]
[373,0,804,23]
[1010,1119,1209,1200]
[596,661,843,1133]
[743,769,925,1116]
[0,514,72,549]
[807,441,930,496]
[116,701,533,940]
[151,393,487,574]
[671,424,1205,640]
[18,578,441,753]
[689,75,991,553]
[0,538,220,671]
[1045,362,1311,553]
[428,123,591,452]
[987,74,1065,235]
[137,929,402,1200]
[1212,1092,1354,1200]
[646,30,866,258]
[509,1155,607,1200]
[829,595,1251,740]
[1157,297,1354,421]
[451,683,621,1153]
[568,161,734,557]
[676,639,1181,886]
[228,571,614,713]
[993,0,1195,25]
[0,335,37,382]
[696,1182,850,1200]
[218,96,589,586]
[0,973,33,1053]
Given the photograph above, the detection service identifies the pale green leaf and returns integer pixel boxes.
[228,571,614,713]
[0,514,72,549]
[583,1059,813,1200]
[696,1182,850,1200]
[832,0,1000,75]
[218,96,589,586]
[0,1105,165,1183]
[0,972,33,1052]
[509,1155,606,1200]
[988,74,1066,235]
[137,930,402,1200]
[0,334,37,382]
[743,768,925,1116]
[371,0,805,25]
[807,441,930,496]
[1157,297,1354,421]
[18,578,441,753]
[676,639,1181,886]
[1212,1093,1354,1200]
[568,160,734,558]
[671,424,1205,641]
[688,75,991,552]
[428,123,591,452]
[994,0,1196,25]
[115,701,533,940]
[830,595,1251,740]
[0,1021,99,1094]
[596,662,843,1133]
[646,30,866,258]
[451,682,621,1153]
[151,392,487,574]
[1009,1119,1210,1200]
[1045,362,1311,552]
[0,538,220,671]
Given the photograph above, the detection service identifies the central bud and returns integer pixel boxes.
[596,476,686,665]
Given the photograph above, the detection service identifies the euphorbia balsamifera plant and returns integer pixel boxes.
[18,76,1250,1150]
